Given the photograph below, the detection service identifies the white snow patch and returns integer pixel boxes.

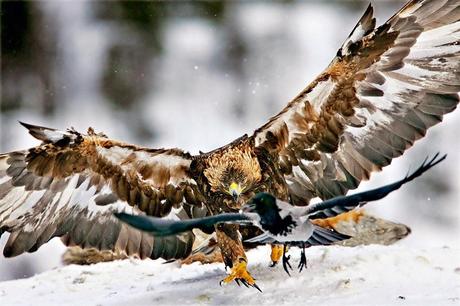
[0,245,458,305]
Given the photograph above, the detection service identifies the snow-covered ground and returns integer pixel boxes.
[0,244,459,306]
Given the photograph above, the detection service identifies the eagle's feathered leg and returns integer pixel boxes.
[282,244,292,276]
[216,223,261,291]
[298,243,307,273]
[269,244,284,267]
[180,233,223,265]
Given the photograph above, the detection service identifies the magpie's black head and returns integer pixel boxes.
[241,192,282,223]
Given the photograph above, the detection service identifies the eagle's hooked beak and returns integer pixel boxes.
[229,182,242,202]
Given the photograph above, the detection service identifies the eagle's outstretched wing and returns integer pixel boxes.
[253,0,460,204]
[0,122,206,260]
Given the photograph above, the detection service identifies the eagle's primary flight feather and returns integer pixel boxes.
[0,0,459,287]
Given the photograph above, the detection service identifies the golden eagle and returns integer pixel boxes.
[1,0,459,288]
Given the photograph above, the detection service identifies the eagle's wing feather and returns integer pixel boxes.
[253,0,460,204]
[0,123,205,260]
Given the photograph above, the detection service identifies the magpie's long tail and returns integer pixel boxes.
[306,153,446,220]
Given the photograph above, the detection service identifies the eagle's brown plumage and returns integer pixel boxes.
[0,123,201,259]
[1,0,459,287]
[254,0,460,204]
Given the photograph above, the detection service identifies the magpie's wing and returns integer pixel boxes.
[244,224,349,245]
[303,225,351,246]
[115,212,250,237]
[305,153,445,220]
[244,232,276,244]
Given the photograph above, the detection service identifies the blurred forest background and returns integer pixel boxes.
[1,0,459,281]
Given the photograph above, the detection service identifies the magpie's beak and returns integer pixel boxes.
[241,203,256,213]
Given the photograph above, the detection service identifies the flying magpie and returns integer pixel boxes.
[115,153,445,274]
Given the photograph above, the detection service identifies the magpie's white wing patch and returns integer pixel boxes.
[243,224,349,246]
[253,0,460,204]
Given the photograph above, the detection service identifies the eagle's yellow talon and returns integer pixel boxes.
[270,244,284,266]
[221,257,258,290]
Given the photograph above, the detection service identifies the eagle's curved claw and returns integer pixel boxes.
[252,282,263,292]
[239,278,249,288]
[220,257,261,292]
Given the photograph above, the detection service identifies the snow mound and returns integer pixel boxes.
[0,245,459,306]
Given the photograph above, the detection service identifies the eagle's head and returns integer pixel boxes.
[203,144,262,210]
